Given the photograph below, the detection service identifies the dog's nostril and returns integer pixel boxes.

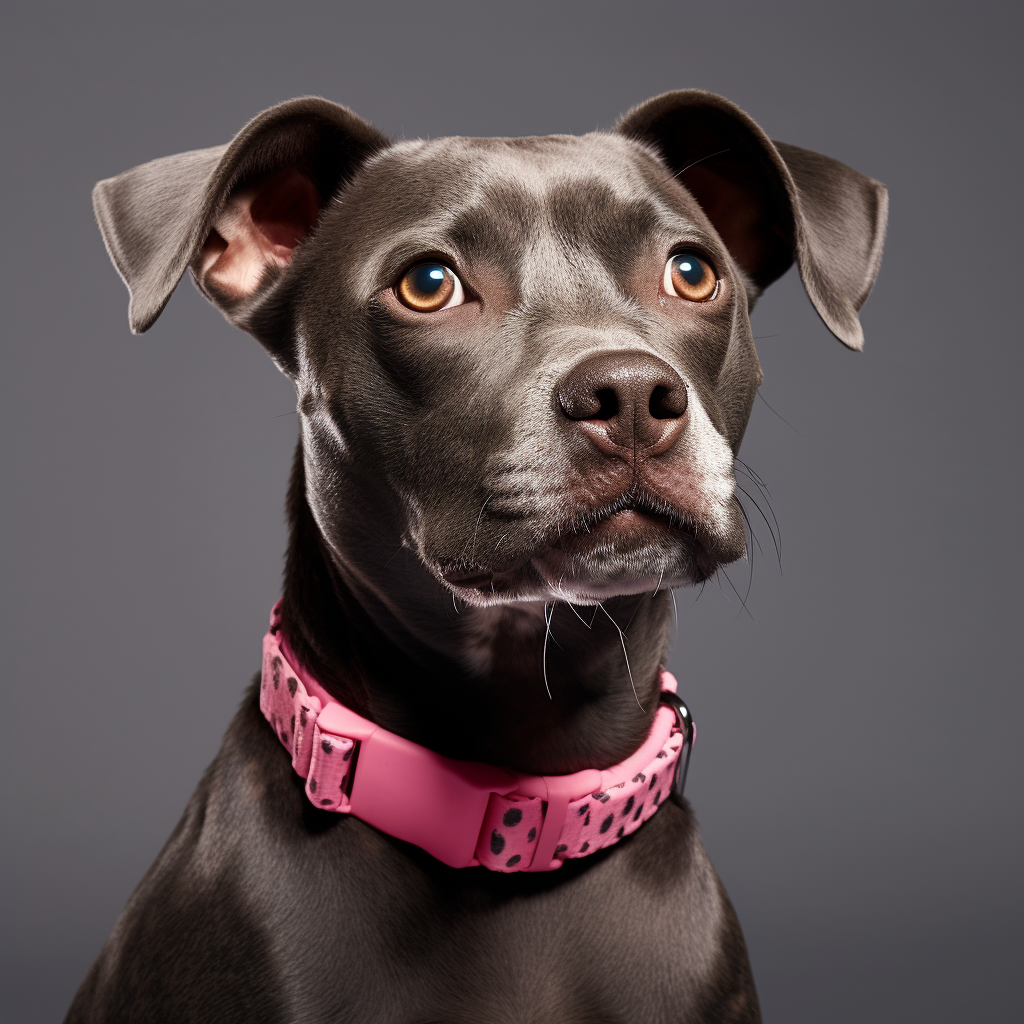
[649,386,669,419]
[556,350,687,450]
[594,388,618,420]
[649,384,687,420]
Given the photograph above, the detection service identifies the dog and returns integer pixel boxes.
[68,90,886,1023]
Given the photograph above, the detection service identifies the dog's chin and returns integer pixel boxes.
[530,509,718,603]
[439,509,738,607]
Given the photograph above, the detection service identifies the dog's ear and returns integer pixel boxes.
[617,90,887,350]
[93,97,388,369]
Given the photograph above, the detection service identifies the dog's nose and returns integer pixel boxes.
[556,351,688,457]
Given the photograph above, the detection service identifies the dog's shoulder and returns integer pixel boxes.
[67,684,759,1022]
[63,682,295,1022]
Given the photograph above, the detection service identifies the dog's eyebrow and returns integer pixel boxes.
[354,148,720,307]
[445,175,695,283]
[439,181,536,263]
[545,178,663,277]
[371,231,472,283]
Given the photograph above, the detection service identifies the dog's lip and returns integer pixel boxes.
[434,491,727,601]
[569,507,671,539]
[439,566,495,588]
[548,490,701,546]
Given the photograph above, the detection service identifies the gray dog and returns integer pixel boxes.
[68,90,886,1022]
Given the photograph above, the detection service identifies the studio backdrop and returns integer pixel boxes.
[2,2,1020,1022]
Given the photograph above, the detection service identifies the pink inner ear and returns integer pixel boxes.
[199,168,320,299]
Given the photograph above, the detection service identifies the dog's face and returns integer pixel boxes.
[292,132,754,607]
[95,91,885,617]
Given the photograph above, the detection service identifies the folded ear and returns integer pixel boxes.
[93,97,388,366]
[617,90,887,350]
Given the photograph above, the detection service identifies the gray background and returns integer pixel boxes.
[2,1,1021,1021]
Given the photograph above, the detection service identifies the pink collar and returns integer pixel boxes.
[260,603,693,871]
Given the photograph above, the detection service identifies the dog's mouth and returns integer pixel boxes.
[439,488,741,604]
[531,489,722,600]
[551,489,698,541]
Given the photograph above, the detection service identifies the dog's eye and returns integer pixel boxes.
[396,261,466,312]
[663,252,718,302]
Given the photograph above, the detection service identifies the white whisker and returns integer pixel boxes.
[565,599,590,628]
[469,493,492,560]
[598,602,645,713]
[556,577,591,628]
[542,601,554,700]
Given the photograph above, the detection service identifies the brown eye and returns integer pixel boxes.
[663,252,718,301]
[396,261,465,312]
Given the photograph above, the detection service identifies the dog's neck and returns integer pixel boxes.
[278,447,675,775]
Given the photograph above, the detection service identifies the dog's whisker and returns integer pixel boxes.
[542,601,554,700]
[755,390,802,436]
[734,460,780,531]
[469,493,492,561]
[672,146,732,179]
[734,464,775,510]
[558,578,592,629]
[736,484,781,568]
[742,517,755,608]
[566,601,590,628]
[719,567,755,621]
[734,469,777,537]
[624,596,643,633]
[735,497,764,559]
[737,483,781,573]
[734,499,758,610]
[598,601,645,713]
[734,457,772,494]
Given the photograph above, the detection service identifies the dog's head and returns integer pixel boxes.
[95,92,885,613]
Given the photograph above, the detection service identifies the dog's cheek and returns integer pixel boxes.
[712,294,762,451]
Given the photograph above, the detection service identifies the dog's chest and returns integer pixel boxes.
[244,809,725,1022]
[66,696,755,1023]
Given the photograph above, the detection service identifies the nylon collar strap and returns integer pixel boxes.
[260,603,691,871]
